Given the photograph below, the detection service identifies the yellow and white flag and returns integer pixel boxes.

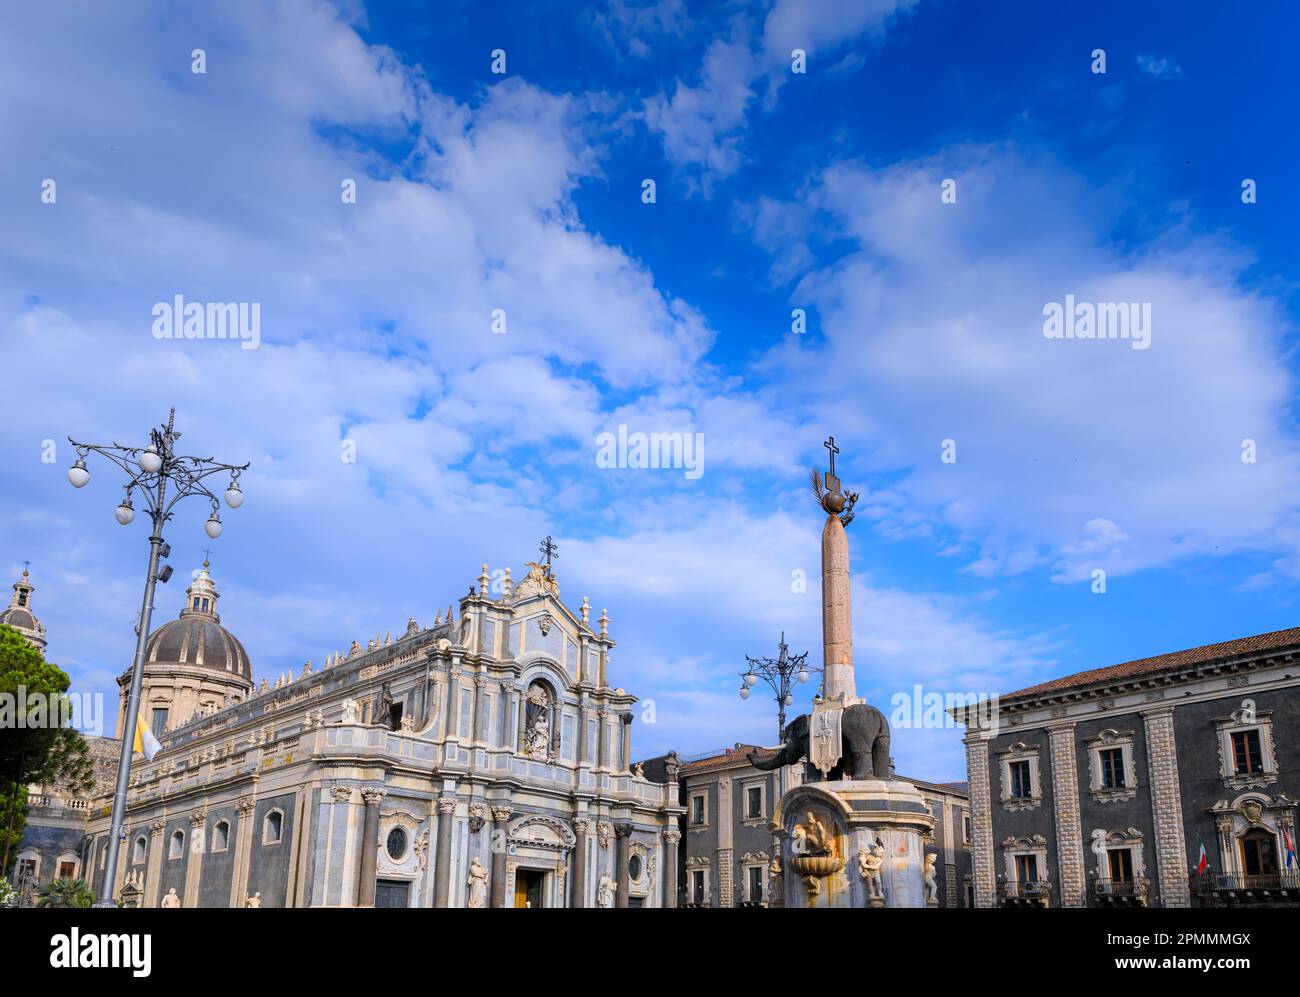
[133,710,162,760]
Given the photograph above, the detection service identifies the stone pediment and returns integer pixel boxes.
[507,814,576,851]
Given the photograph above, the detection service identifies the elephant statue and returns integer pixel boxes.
[747,703,891,781]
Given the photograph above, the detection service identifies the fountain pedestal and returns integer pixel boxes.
[774,779,935,908]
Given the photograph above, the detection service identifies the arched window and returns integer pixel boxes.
[262,809,284,845]
[169,829,185,860]
[212,820,230,853]
[132,837,147,865]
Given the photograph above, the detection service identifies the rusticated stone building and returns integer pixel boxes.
[957,627,1300,908]
[14,557,684,907]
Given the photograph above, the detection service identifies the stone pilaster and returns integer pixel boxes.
[619,712,632,772]
[571,816,590,908]
[614,823,633,908]
[1142,707,1191,908]
[229,796,256,907]
[662,828,680,908]
[963,732,996,907]
[1048,724,1086,907]
[183,811,206,908]
[356,787,386,907]
[596,708,608,769]
[490,805,512,908]
[433,795,457,907]
[471,674,487,744]
[144,819,165,908]
[718,849,734,908]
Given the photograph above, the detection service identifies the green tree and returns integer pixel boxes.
[0,624,94,874]
[37,876,95,908]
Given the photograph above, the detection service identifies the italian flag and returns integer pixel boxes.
[1196,832,1209,876]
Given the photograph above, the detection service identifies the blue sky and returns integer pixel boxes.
[2,0,1298,780]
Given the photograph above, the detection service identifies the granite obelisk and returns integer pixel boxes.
[816,436,859,705]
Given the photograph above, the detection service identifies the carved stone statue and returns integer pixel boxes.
[747,704,891,781]
[792,811,831,856]
[1090,828,1108,869]
[515,561,560,600]
[161,887,181,908]
[400,714,414,733]
[245,892,262,908]
[340,699,358,725]
[523,684,552,761]
[858,843,884,899]
[923,853,938,902]
[633,762,646,779]
[466,857,489,908]
[597,874,616,908]
[373,682,394,728]
[526,716,550,759]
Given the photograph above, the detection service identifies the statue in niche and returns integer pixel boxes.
[161,888,181,908]
[373,683,394,729]
[924,854,938,902]
[597,874,616,908]
[792,811,831,856]
[466,857,489,908]
[523,684,553,761]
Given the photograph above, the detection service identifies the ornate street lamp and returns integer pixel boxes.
[67,408,248,907]
[739,631,817,744]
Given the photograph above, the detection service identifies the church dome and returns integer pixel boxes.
[144,562,252,682]
[1,568,47,651]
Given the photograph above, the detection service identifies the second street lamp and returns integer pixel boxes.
[739,631,817,746]
[68,408,248,907]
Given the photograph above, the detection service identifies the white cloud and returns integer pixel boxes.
[642,0,916,189]
[753,146,1300,582]
[1136,53,1184,80]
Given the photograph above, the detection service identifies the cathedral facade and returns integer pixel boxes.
[13,558,684,907]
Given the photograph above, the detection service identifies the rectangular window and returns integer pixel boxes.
[1014,853,1038,883]
[1100,748,1126,789]
[1009,759,1032,799]
[1241,832,1278,876]
[151,708,168,740]
[748,866,763,902]
[691,794,706,825]
[963,815,972,843]
[1107,848,1134,882]
[746,786,762,820]
[389,701,404,732]
[1232,730,1263,774]
[692,870,705,905]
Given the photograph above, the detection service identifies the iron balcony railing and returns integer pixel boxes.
[1194,872,1300,892]
[1093,876,1149,899]
[998,880,1052,900]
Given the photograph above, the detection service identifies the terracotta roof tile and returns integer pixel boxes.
[1003,626,1300,701]
[680,744,775,773]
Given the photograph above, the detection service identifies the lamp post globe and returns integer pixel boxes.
[739,686,750,700]
[224,480,244,508]
[114,500,135,525]
[139,446,163,473]
[204,513,223,539]
[68,458,90,488]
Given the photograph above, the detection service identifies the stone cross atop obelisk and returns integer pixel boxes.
[814,436,860,706]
